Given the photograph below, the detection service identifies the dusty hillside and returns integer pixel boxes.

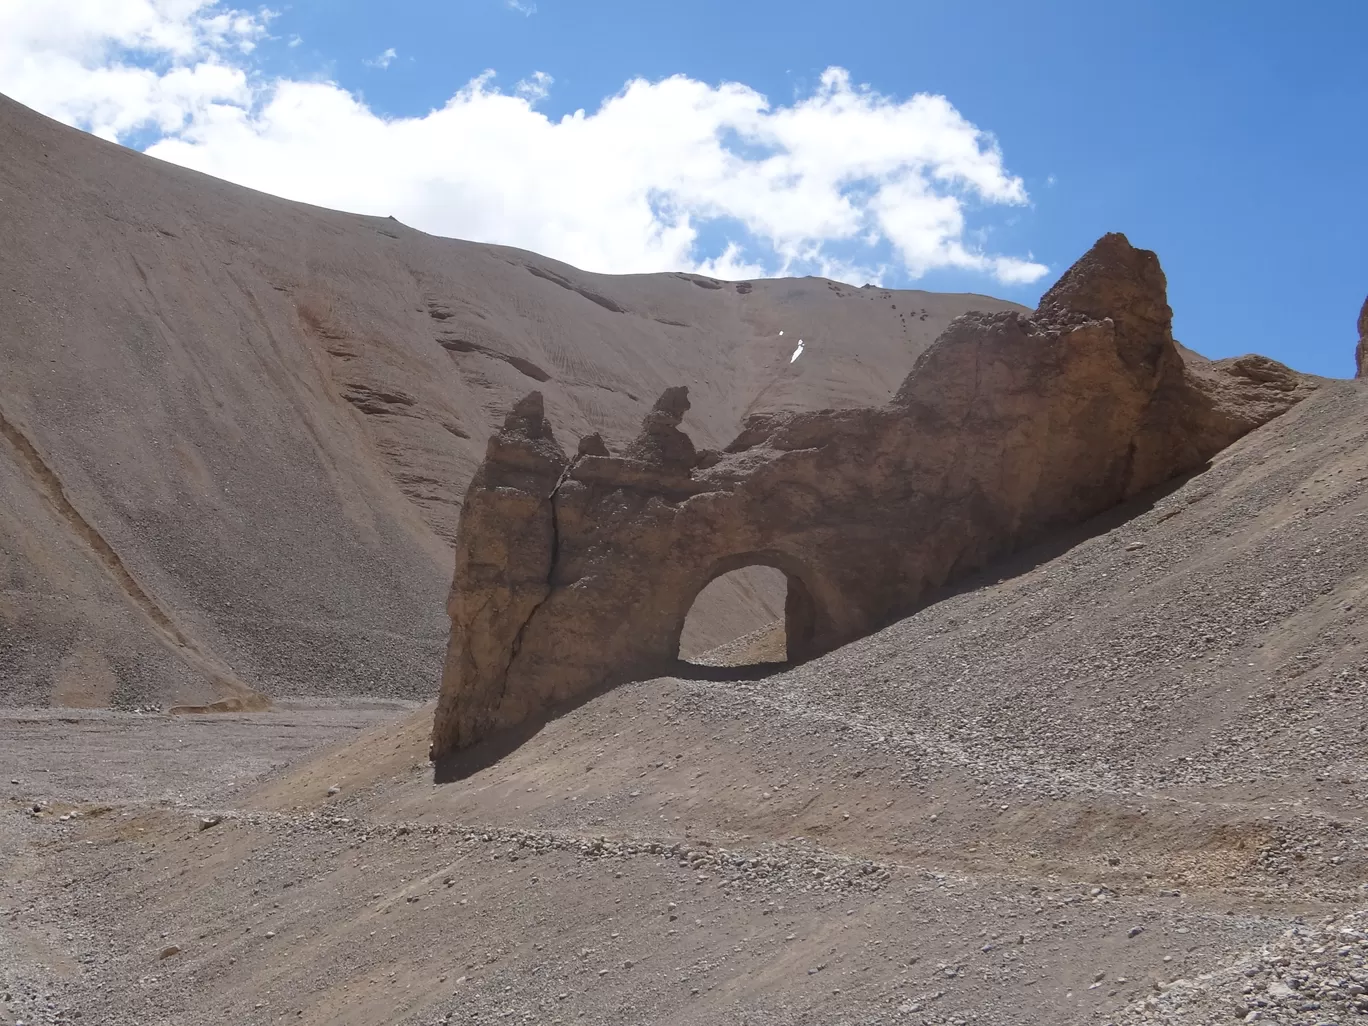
[3,377,1365,1025]
[0,94,1023,709]
[428,231,1317,759]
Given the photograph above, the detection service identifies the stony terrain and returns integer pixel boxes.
[3,82,1365,1026]
[3,375,1367,1025]
[431,233,1315,757]
[1120,910,1368,1023]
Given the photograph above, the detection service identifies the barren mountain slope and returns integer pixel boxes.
[0,94,1023,708]
[3,378,1365,1026]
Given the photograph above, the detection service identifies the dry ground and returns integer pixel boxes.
[4,381,1368,1025]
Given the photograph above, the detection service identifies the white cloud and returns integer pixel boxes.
[364,46,397,70]
[0,0,264,140]
[514,70,552,104]
[0,1,1048,286]
[505,0,537,15]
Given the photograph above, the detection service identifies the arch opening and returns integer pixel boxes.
[676,555,823,667]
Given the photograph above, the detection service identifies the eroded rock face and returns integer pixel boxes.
[431,234,1316,758]
[1357,296,1368,378]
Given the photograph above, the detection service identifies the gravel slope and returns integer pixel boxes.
[2,380,1365,1025]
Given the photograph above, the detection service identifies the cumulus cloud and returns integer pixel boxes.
[0,0,264,141]
[0,1,1048,285]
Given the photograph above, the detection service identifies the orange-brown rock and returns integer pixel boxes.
[431,234,1316,758]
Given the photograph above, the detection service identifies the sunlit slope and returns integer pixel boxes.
[0,93,1023,707]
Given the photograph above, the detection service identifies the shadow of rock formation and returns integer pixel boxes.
[431,233,1317,760]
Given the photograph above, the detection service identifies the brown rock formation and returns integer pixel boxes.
[431,234,1316,758]
[1357,296,1368,377]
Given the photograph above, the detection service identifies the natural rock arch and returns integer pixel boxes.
[431,234,1316,759]
[673,550,825,663]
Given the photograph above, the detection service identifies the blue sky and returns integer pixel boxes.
[3,1,1365,376]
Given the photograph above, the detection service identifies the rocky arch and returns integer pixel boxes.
[431,234,1316,760]
[673,549,828,663]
